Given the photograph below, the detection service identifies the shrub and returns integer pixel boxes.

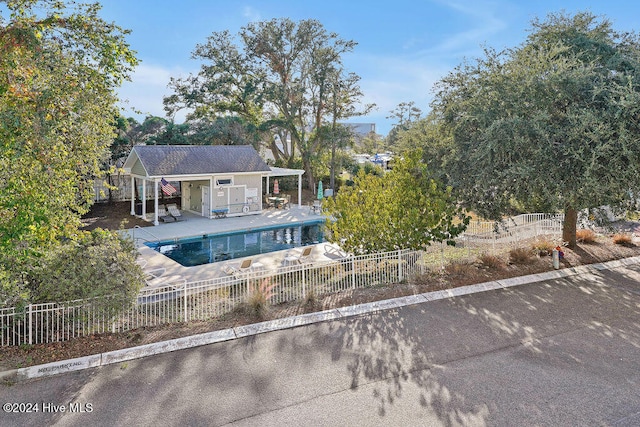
[303,290,319,312]
[444,260,476,277]
[612,233,633,246]
[531,238,555,256]
[30,229,145,314]
[247,278,276,320]
[409,271,449,292]
[576,229,596,243]
[509,247,533,265]
[477,253,505,269]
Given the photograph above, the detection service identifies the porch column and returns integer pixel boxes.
[153,179,159,226]
[130,176,135,215]
[297,173,302,206]
[141,178,146,219]
[209,176,214,219]
[266,175,270,195]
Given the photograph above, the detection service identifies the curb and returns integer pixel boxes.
[8,255,640,382]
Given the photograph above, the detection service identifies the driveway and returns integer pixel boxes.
[3,263,640,426]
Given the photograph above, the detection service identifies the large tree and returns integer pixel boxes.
[324,150,468,255]
[0,1,141,305]
[164,18,369,188]
[433,11,640,247]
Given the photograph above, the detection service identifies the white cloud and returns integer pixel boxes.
[423,0,511,56]
[242,6,262,22]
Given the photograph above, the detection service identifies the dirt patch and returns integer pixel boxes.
[2,231,639,372]
[81,201,153,231]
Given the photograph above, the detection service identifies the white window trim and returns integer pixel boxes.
[214,176,234,187]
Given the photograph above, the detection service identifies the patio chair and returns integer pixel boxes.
[166,203,185,221]
[283,246,314,265]
[264,194,275,209]
[310,199,322,214]
[222,258,264,276]
[281,194,291,209]
[157,205,176,222]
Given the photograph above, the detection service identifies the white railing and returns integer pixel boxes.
[464,213,564,240]
[0,214,565,347]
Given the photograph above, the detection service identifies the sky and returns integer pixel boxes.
[95,0,639,136]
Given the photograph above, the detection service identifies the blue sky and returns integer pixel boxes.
[97,0,638,136]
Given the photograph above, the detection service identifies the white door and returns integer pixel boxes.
[182,185,191,212]
[202,186,210,217]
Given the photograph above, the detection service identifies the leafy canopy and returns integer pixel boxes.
[324,150,468,255]
[432,11,640,246]
[164,18,371,187]
[0,0,141,306]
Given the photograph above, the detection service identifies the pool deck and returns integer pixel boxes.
[124,206,344,283]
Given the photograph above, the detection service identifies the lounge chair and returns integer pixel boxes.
[223,258,264,276]
[166,203,185,221]
[145,274,185,289]
[283,246,314,265]
[157,205,176,222]
[143,267,167,281]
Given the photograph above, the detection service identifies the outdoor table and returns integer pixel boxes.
[268,196,287,208]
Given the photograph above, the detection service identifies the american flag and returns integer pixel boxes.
[160,178,177,196]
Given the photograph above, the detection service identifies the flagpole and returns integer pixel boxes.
[154,179,159,226]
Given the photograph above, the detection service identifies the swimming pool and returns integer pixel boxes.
[145,220,325,267]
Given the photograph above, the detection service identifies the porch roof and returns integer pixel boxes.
[268,166,305,177]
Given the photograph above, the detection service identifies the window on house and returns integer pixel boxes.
[215,177,233,186]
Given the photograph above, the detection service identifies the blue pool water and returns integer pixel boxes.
[146,221,325,267]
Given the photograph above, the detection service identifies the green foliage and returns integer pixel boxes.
[164,18,371,188]
[30,229,144,310]
[392,111,455,184]
[0,1,139,306]
[324,150,469,255]
[432,11,640,247]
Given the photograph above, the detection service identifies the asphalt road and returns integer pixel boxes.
[2,264,640,426]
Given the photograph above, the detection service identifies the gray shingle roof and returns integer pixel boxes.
[132,145,271,177]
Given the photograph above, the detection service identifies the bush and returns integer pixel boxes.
[531,238,555,256]
[509,247,534,264]
[477,253,505,269]
[612,233,633,246]
[247,278,276,320]
[576,229,596,243]
[303,290,319,312]
[29,229,145,314]
[444,260,476,277]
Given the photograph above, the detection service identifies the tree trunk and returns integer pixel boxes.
[330,141,336,191]
[562,206,577,248]
[303,155,315,190]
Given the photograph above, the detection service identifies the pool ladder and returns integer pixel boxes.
[133,225,161,246]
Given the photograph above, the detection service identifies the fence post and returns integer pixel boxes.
[183,283,188,323]
[28,303,33,345]
[397,249,403,282]
[351,257,356,289]
[302,266,306,300]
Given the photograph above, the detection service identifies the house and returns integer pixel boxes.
[123,145,304,225]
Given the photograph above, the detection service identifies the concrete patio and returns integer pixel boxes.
[124,206,343,284]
